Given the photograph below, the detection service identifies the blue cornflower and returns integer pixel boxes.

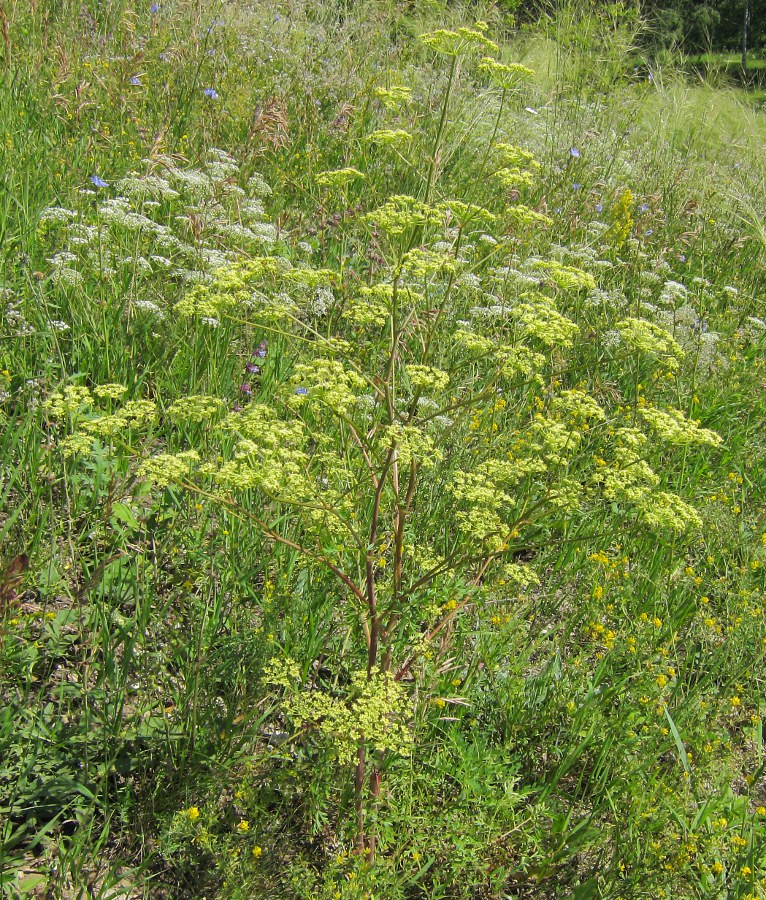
[203,88,219,99]
[130,76,141,85]
[90,175,109,188]
[570,147,580,158]
[294,387,309,396]
[595,203,603,213]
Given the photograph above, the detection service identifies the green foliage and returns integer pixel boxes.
[2,0,766,897]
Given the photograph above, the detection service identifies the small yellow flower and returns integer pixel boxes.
[757,806,766,815]
[740,866,752,877]
[252,845,263,858]
[731,696,741,707]
[187,807,200,821]
[652,617,662,628]
[711,861,723,875]
[237,819,250,833]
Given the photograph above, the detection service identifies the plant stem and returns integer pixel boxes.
[425,54,458,206]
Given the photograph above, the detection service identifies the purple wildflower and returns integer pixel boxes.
[150,3,160,12]
[294,387,309,396]
[570,147,580,158]
[130,76,141,85]
[90,175,109,188]
[203,88,219,99]
[572,183,581,191]
[595,203,603,213]
[240,383,251,394]
[245,362,260,374]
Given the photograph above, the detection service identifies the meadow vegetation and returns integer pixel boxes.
[1,1,766,897]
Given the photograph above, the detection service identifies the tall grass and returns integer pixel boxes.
[1,1,766,898]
